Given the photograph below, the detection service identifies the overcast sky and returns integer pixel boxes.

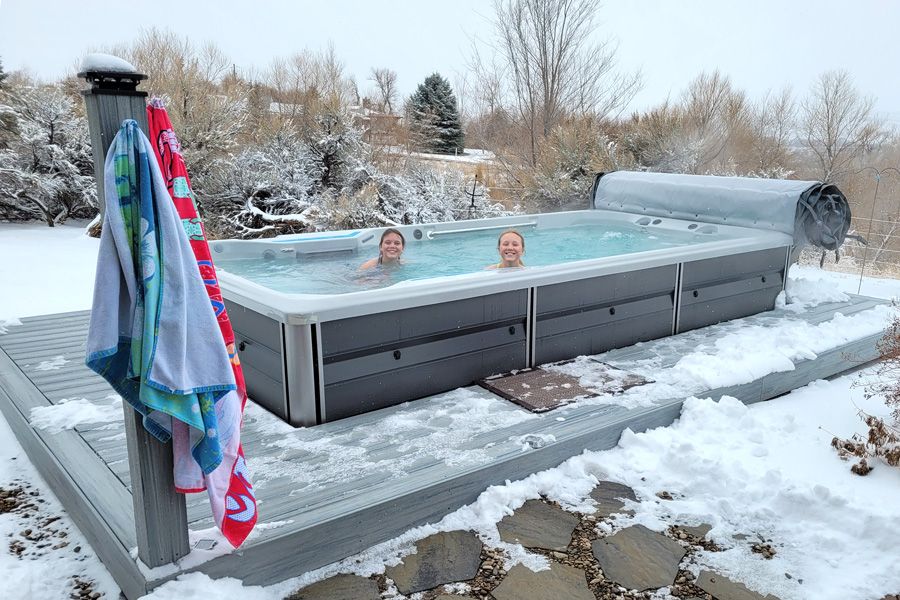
[1,0,899,119]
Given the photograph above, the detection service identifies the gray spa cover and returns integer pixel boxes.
[593,171,852,251]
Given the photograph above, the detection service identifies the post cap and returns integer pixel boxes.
[78,53,147,92]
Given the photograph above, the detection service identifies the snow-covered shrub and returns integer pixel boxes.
[832,317,900,475]
[312,162,513,230]
[203,112,514,237]
[203,130,319,237]
[0,84,96,225]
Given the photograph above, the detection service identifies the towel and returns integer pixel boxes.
[86,120,253,547]
[147,100,257,547]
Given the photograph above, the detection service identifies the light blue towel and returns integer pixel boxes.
[86,120,235,473]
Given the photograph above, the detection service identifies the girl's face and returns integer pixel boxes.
[498,232,524,266]
[380,232,404,261]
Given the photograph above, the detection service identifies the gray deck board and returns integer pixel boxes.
[0,348,147,600]
[0,295,890,596]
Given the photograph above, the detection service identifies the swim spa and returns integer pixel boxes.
[214,171,852,426]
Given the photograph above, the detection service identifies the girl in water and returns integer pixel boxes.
[360,228,405,270]
[487,229,525,269]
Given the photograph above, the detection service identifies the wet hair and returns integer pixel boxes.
[497,229,525,250]
[380,228,405,248]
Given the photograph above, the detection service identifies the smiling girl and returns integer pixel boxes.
[487,229,525,269]
[360,228,405,270]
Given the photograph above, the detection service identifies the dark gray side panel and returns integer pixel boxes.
[677,247,788,333]
[323,345,524,421]
[320,291,528,421]
[225,300,287,421]
[534,265,677,364]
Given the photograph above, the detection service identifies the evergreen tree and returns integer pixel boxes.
[0,57,7,90]
[408,73,464,154]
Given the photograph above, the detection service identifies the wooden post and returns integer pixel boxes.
[80,60,190,567]
[80,64,148,214]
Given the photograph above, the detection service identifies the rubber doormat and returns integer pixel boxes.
[479,368,598,413]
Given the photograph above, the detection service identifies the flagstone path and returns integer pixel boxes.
[284,480,805,600]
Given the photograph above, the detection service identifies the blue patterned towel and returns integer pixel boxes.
[85,120,235,474]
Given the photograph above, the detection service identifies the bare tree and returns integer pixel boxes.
[266,43,359,137]
[801,70,883,182]
[746,87,796,177]
[679,70,751,173]
[683,70,734,133]
[487,0,641,165]
[369,67,398,114]
[108,28,250,189]
[620,101,702,174]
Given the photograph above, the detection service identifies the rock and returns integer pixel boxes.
[591,524,685,591]
[497,499,579,552]
[434,596,477,600]
[385,530,483,595]
[751,542,777,559]
[589,481,637,517]
[681,523,712,538]
[696,570,781,600]
[285,574,380,600]
[492,563,594,600]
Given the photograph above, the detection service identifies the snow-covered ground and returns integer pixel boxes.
[1,222,899,599]
[384,146,497,165]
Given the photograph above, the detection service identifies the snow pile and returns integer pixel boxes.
[589,380,900,600]
[29,396,123,434]
[79,53,137,74]
[32,355,68,371]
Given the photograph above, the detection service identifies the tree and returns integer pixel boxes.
[745,88,796,178]
[369,67,398,114]
[486,0,641,165]
[0,83,96,225]
[619,102,701,174]
[407,73,465,154]
[111,28,251,192]
[0,57,7,90]
[801,70,883,183]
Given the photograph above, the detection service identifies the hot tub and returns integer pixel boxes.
[214,172,853,426]
[213,216,802,425]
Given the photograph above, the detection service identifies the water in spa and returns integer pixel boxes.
[214,221,727,295]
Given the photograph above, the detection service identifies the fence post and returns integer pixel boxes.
[80,58,190,567]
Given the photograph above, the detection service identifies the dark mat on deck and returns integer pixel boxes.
[480,363,652,413]
[479,368,598,412]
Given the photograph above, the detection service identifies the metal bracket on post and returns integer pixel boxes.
[80,58,190,567]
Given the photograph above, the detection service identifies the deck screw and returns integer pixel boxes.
[393,350,402,360]
[609,307,616,315]
[508,326,516,335]
[693,290,699,298]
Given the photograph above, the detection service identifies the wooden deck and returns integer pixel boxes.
[0,295,888,598]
